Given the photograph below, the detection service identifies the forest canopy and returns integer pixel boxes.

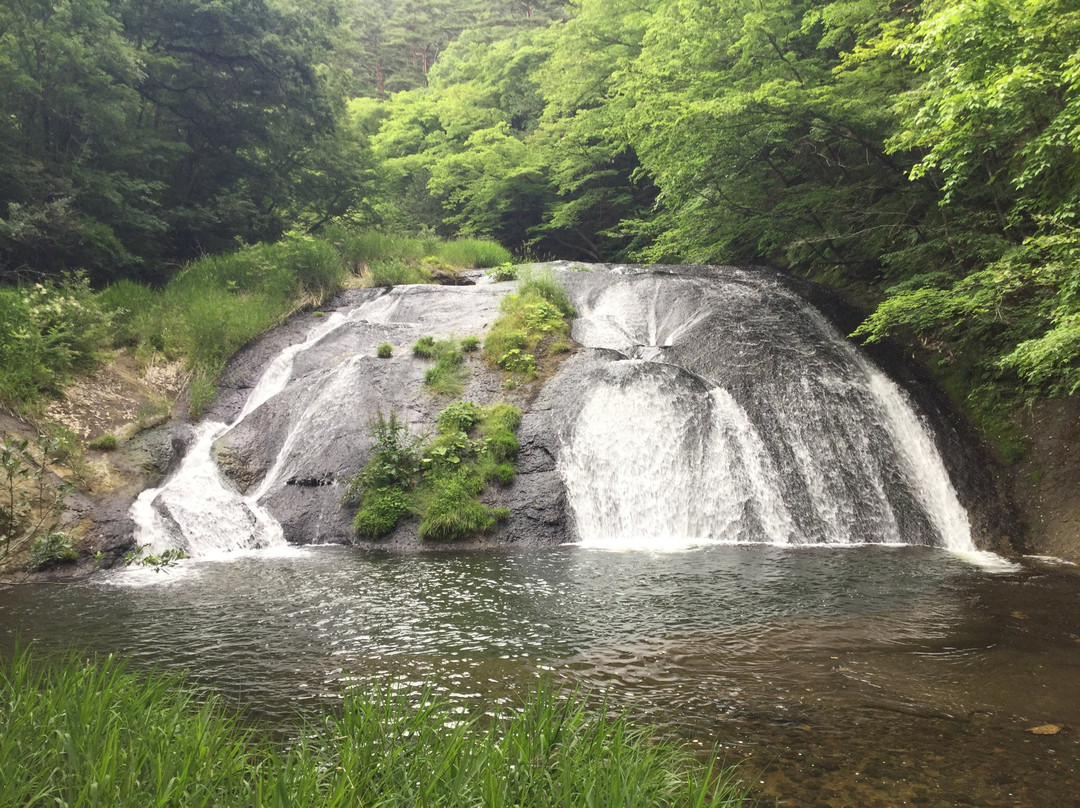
[3,0,1079,424]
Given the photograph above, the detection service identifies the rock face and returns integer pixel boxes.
[129,264,1024,556]
[174,282,547,549]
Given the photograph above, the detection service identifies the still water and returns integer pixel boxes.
[1,544,1077,807]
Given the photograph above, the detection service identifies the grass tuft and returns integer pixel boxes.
[87,434,118,451]
[483,271,575,383]
[414,337,469,397]
[0,651,750,808]
[435,239,512,268]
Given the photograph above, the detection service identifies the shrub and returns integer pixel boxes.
[354,411,422,493]
[24,532,77,571]
[0,277,108,410]
[353,488,412,539]
[1,432,72,561]
[88,434,118,451]
[376,342,393,358]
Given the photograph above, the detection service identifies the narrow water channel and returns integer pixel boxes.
[2,545,1077,807]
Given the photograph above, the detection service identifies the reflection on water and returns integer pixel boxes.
[1,545,1077,807]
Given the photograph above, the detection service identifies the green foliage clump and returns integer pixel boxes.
[519,270,577,319]
[343,412,423,540]
[345,402,523,543]
[484,271,575,382]
[0,278,108,411]
[460,335,481,352]
[376,342,393,358]
[417,470,499,540]
[0,651,749,808]
[487,262,519,282]
[25,532,77,571]
[350,411,423,494]
[436,401,482,433]
[353,488,413,539]
[123,546,187,572]
[88,435,118,451]
[413,336,438,358]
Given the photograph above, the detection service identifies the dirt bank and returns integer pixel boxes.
[0,350,186,579]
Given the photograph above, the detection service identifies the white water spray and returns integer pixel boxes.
[560,268,977,553]
[131,309,359,558]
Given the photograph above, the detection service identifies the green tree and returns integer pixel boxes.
[0,0,150,281]
[856,0,1080,399]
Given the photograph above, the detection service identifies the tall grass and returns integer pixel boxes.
[322,225,436,265]
[519,267,577,318]
[1,651,749,808]
[0,227,511,415]
[436,239,512,268]
[370,259,433,287]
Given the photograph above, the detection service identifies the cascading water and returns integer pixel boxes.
[129,263,979,559]
[130,283,508,558]
[556,265,976,552]
[131,309,357,557]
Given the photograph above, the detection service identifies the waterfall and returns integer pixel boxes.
[558,266,976,552]
[131,308,362,558]
[128,283,508,559]
[128,264,979,559]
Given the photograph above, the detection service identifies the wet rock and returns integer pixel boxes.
[214,442,260,494]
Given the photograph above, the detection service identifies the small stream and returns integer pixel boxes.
[1,546,1078,806]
